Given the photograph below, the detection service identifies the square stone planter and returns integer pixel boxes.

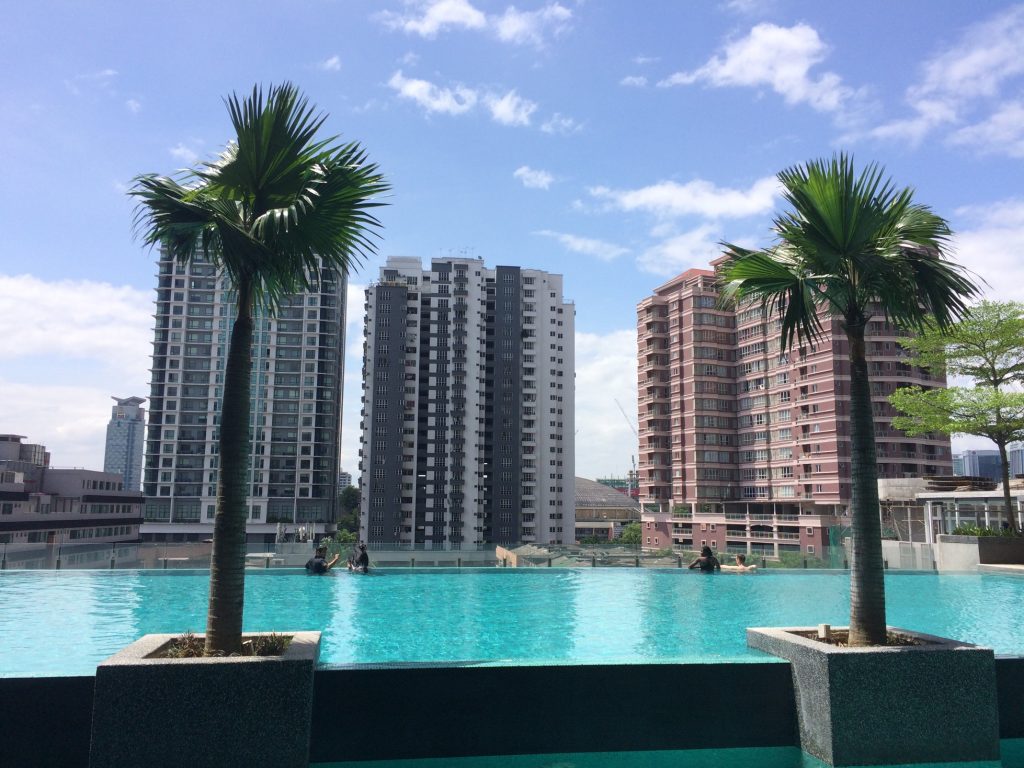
[748,626,999,767]
[89,631,320,768]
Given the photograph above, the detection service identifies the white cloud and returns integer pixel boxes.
[377,0,486,38]
[377,0,572,48]
[169,143,200,165]
[486,90,537,126]
[589,175,779,219]
[125,99,141,113]
[513,165,554,189]
[660,23,852,114]
[387,70,478,115]
[387,71,544,129]
[723,0,773,14]
[0,274,153,469]
[536,230,629,261]
[951,199,1024,302]
[0,274,152,369]
[493,3,572,47]
[633,55,659,65]
[867,5,1024,147]
[620,75,647,88]
[574,329,639,478]
[64,68,118,96]
[948,101,1024,158]
[540,112,581,134]
[636,225,724,276]
[320,55,342,72]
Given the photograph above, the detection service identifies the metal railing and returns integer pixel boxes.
[0,539,851,571]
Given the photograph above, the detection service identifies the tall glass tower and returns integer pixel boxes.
[104,396,146,491]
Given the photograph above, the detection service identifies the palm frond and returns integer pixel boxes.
[129,82,390,311]
[718,245,824,349]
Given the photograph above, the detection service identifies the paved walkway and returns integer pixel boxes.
[978,563,1024,576]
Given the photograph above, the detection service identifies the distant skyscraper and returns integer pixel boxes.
[952,453,967,476]
[338,470,352,490]
[956,449,1002,482]
[358,256,575,549]
[1010,444,1024,479]
[142,249,347,542]
[104,396,146,491]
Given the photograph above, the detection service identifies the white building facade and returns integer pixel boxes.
[358,257,575,549]
[142,250,347,542]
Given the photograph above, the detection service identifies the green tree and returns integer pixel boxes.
[337,485,361,534]
[619,522,642,548]
[131,84,388,654]
[889,301,1024,533]
[720,154,979,645]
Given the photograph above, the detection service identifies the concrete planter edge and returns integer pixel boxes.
[89,631,321,768]
[747,625,1000,767]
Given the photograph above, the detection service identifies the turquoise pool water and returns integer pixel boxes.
[2,569,1023,677]
[314,742,1024,768]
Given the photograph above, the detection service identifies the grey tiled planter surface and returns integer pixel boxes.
[89,631,320,768]
[748,626,999,767]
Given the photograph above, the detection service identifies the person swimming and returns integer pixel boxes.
[721,553,758,572]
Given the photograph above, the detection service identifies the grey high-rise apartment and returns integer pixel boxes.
[358,256,575,549]
[104,396,146,491]
[142,249,347,542]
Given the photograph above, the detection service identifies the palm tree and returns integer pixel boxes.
[131,83,388,654]
[719,154,979,645]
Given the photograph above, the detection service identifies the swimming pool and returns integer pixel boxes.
[2,568,1023,677]
[313,742,1024,768]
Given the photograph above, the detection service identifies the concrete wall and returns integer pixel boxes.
[881,540,937,571]
[4,658,1023,767]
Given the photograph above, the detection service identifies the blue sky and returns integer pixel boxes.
[2,0,1024,477]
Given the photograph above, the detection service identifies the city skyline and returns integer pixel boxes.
[3,2,1024,477]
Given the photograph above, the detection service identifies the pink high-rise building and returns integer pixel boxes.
[637,265,951,561]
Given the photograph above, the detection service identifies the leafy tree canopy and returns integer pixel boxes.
[618,522,642,548]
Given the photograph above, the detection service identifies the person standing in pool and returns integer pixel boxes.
[305,546,340,574]
[348,543,370,573]
[688,546,721,572]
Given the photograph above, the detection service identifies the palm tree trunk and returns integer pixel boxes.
[994,438,1019,535]
[205,277,254,655]
[845,321,888,646]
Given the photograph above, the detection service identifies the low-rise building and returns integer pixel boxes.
[0,435,143,568]
[575,477,640,542]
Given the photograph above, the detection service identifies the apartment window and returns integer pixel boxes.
[806,527,813,535]
[807,545,815,554]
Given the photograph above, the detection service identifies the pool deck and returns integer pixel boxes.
[979,563,1024,576]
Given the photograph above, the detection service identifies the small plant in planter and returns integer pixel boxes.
[158,631,292,659]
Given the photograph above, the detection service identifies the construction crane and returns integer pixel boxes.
[614,398,639,501]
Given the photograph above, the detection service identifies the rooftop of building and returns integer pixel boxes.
[576,477,641,510]
[111,396,146,406]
